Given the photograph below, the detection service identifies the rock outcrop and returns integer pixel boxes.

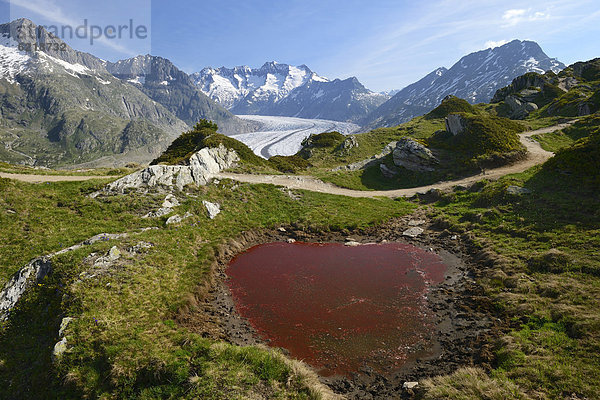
[0,231,139,320]
[203,201,221,219]
[337,136,359,155]
[505,95,539,119]
[392,138,439,172]
[97,145,239,194]
[0,257,52,321]
[445,114,468,136]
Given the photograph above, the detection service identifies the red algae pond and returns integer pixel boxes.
[226,241,449,377]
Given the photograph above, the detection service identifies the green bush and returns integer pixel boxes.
[303,131,345,148]
[268,155,312,173]
[425,95,477,119]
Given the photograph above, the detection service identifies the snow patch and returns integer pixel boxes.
[0,33,31,83]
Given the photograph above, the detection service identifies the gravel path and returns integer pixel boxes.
[0,172,111,183]
[217,123,571,198]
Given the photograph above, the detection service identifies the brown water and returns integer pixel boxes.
[226,242,447,376]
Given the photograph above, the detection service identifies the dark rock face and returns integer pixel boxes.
[106,55,252,133]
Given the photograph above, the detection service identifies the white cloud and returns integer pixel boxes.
[485,39,508,49]
[9,0,141,56]
[502,8,549,27]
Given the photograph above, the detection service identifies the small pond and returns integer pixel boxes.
[226,242,447,376]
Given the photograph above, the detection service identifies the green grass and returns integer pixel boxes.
[430,161,600,399]
[532,114,600,152]
[0,175,415,399]
[0,162,138,177]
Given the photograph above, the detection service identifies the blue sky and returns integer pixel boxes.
[2,0,599,92]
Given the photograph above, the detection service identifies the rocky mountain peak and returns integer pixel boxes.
[364,39,565,129]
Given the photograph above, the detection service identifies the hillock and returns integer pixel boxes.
[151,120,267,168]
[425,95,477,119]
[428,113,525,162]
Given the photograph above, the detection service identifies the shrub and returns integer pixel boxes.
[302,132,346,148]
[425,96,477,119]
[268,155,312,173]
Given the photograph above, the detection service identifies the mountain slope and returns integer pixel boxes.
[365,40,565,129]
[106,55,254,133]
[193,62,388,122]
[0,19,189,167]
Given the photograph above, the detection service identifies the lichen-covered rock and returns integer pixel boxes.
[52,337,68,361]
[96,144,239,195]
[403,227,424,238]
[58,317,74,338]
[337,135,359,154]
[166,212,193,225]
[507,185,532,195]
[505,95,539,119]
[445,114,467,136]
[203,201,221,219]
[0,257,52,321]
[392,137,439,172]
[162,194,180,208]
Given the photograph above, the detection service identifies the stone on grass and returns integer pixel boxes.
[507,185,531,195]
[52,338,68,361]
[403,227,424,238]
[402,381,419,390]
[393,137,438,172]
[203,201,221,219]
[162,194,180,208]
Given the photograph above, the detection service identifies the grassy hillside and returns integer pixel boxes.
[0,175,414,399]
[306,97,526,191]
[491,58,600,121]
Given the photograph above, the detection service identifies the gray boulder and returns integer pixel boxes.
[380,163,398,178]
[393,137,438,172]
[445,114,467,136]
[403,227,424,238]
[507,185,532,195]
[337,135,359,154]
[97,144,239,194]
[505,95,538,119]
[203,201,221,219]
[0,258,52,321]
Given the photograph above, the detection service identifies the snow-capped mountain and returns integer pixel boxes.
[105,55,256,133]
[0,19,188,167]
[193,62,328,111]
[364,40,565,129]
[269,77,389,123]
[193,62,389,122]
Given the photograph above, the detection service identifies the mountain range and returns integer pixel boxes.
[363,40,565,129]
[193,62,389,123]
[0,18,568,167]
[0,19,251,167]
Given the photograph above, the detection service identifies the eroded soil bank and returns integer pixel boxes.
[181,211,502,399]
